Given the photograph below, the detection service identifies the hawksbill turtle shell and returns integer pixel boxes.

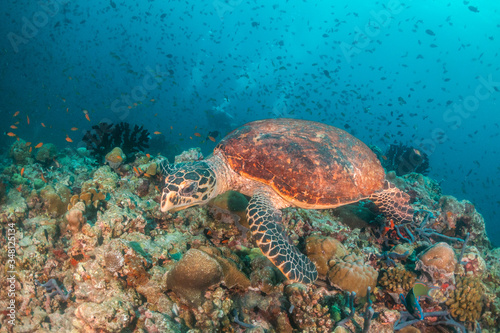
[215,118,386,209]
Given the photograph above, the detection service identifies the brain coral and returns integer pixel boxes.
[327,254,378,298]
[416,242,457,284]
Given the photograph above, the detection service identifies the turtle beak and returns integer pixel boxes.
[161,190,196,213]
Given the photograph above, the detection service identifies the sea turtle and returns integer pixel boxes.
[160,118,414,284]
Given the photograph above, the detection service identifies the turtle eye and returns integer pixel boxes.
[179,181,198,196]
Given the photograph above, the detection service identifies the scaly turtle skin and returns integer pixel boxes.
[160,118,414,284]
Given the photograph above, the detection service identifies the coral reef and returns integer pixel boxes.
[446,275,484,323]
[104,146,126,170]
[0,143,497,333]
[9,139,32,164]
[35,143,57,164]
[305,235,347,276]
[286,284,335,332]
[416,242,457,285]
[82,122,150,158]
[174,147,203,163]
[378,265,416,293]
[328,254,378,298]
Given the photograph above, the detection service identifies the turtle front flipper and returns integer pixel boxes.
[370,181,414,223]
[247,189,318,284]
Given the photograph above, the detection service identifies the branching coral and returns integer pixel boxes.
[446,276,484,322]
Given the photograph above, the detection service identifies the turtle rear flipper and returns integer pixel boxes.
[370,181,414,223]
[247,189,318,284]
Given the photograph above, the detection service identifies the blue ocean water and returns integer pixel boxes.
[1,0,499,245]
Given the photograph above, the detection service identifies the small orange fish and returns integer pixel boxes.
[41,122,46,127]
[381,155,388,160]
[41,172,47,183]
[27,115,30,124]
[65,135,73,143]
[20,167,25,177]
[35,142,43,148]
[155,185,160,192]
[133,166,141,176]
[154,113,158,117]
[208,136,216,142]
[146,153,150,158]
[13,111,20,117]
[85,113,90,121]
[10,125,17,129]
[29,147,32,153]
[71,127,78,131]
[170,126,173,130]
[115,155,122,161]
[14,121,19,125]
[221,239,229,244]
[154,131,162,135]
[6,132,16,137]
[143,173,151,178]
[25,142,31,146]
[194,132,201,137]
[16,185,22,192]
[150,99,155,102]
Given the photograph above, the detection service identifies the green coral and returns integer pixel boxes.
[378,265,416,293]
[446,276,484,322]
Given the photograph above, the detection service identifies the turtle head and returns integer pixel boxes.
[160,161,218,213]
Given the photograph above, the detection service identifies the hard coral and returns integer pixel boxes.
[40,185,69,217]
[105,146,126,170]
[75,297,136,333]
[378,265,416,293]
[35,143,57,163]
[328,254,378,298]
[166,248,223,306]
[82,122,150,158]
[286,284,334,332]
[65,202,86,233]
[9,139,32,164]
[305,235,347,276]
[416,242,457,285]
[446,276,484,322]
